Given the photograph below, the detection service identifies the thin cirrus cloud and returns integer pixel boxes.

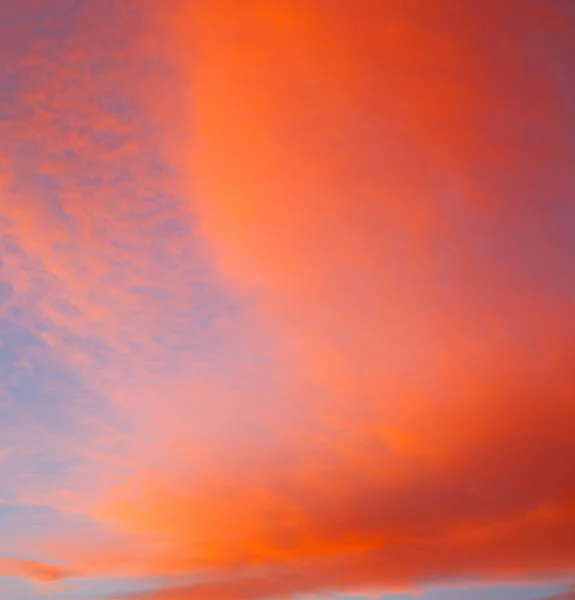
[0,1,574,599]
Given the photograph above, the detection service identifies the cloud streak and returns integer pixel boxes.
[0,556,72,583]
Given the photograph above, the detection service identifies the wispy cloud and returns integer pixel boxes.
[0,556,72,583]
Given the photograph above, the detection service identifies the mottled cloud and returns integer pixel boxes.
[0,0,242,510]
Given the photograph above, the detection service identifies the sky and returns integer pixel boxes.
[0,0,574,599]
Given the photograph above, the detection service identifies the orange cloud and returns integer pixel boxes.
[54,1,572,597]
[2,1,575,599]
[0,556,72,583]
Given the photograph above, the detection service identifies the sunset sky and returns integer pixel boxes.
[1,1,575,599]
